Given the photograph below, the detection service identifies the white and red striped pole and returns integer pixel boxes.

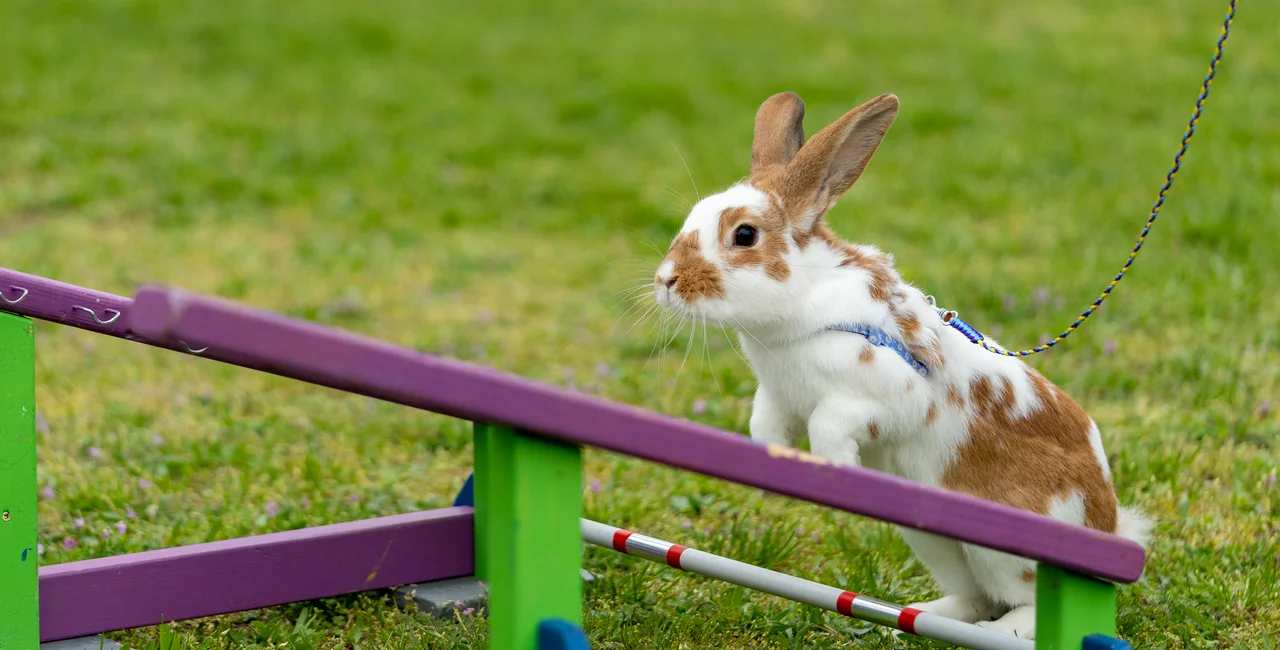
[582,519,1032,650]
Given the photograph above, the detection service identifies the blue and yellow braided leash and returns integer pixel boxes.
[938,0,1239,358]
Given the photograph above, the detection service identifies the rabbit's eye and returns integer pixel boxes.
[733,225,758,247]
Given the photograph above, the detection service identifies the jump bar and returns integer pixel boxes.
[39,507,474,642]
[126,284,1145,583]
[582,519,1032,650]
[0,267,270,368]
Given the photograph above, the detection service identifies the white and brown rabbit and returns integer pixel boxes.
[652,91,1150,638]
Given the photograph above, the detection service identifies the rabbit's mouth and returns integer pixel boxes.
[653,281,693,317]
[653,282,735,331]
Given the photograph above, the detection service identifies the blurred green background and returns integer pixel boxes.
[2,0,1277,647]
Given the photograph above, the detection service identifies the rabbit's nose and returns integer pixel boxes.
[658,275,677,289]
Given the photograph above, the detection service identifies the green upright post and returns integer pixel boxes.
[1036,563,1118,650]
[472,422,499,582]
[0,313,38,650]
[473,423,583,650]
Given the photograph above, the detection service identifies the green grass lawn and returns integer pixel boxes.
[3,0,1279,647]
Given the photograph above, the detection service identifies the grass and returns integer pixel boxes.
[2,0,1278,647]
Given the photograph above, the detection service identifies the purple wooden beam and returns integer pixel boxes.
[0,267,267,368]
[129,285,1146,583]
[40,507,474,642]
[0,267,164,343]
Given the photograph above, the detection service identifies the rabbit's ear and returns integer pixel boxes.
[750,92,807,179]
[782,93,898,225]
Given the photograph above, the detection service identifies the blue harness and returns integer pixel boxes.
[827,296,993,379]
[826,323,931,378]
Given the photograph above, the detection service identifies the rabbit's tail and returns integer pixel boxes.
[1115,505,1153,549]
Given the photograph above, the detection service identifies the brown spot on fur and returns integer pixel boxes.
[941,370,1118,534]
[858,346,876,363]
[1021,570,1036,583]
[839,242,897,304]
[811,224,944,369]
[666,232,725,302]
[946,385,965,410]
[716,206,791,282]
[867,420,880,440]
[925,403,937,425]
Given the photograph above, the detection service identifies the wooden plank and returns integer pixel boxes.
[0,267,270,366]
[478,425,582,650]
[1036,564,1118,650]
[126,284,1147,583]
[39,507,474,642]
[0,312,38,650]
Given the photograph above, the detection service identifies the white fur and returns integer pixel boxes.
[1088,420,1111,480]
[655,183,1150,641]
[679,185,771,238]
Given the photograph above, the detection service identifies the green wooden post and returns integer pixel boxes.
[473,423,583,650]
[1036,563,1118,650]
[0,313,38,650]
[472,422,499,582]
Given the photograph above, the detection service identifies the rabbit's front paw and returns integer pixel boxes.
[975,605,1036,639]
[905,594,1002,624]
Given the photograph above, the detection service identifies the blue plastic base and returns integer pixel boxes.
[1083,633,1134,650]
[538,618,591,650]
[454,471,475,507]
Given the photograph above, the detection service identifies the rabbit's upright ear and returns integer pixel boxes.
[750,92,807,179]
[782,93,899,226]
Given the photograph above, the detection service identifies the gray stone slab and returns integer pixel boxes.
[41,637,125,650]
[392,576,489,619]
[392,570,597,619]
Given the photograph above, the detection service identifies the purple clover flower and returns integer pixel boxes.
[1033,287,1050,307]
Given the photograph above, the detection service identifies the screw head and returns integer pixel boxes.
[2,511,10,522]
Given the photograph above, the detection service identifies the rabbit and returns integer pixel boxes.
[651,91,1151,639]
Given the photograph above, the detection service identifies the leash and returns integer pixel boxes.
[934,0,1239,358]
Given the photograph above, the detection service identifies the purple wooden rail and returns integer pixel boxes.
[0,268,262,368]
[39,507,474,642]
[127,284,1146,583]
